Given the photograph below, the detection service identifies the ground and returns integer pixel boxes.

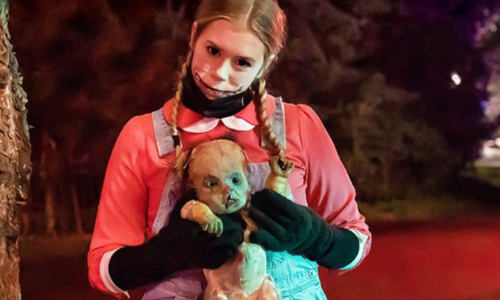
[19,216,500,300]
[19,155,500,299]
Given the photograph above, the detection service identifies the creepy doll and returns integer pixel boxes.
[180,139,293,299]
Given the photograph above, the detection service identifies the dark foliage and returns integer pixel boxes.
[8,0,500,217]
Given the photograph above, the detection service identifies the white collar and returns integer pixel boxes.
[181,115,256,133]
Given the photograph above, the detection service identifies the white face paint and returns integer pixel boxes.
[190,19,267,100]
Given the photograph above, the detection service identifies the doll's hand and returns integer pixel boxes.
[181,200,224,237]
[202,214,224,237]
[248,189,360,269]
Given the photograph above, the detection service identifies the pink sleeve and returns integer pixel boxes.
[87,116,150,298]
[297,104,372,269]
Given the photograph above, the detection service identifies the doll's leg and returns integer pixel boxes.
[256,275,280,300]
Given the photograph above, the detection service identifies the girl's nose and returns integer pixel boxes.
[213,60,230,82]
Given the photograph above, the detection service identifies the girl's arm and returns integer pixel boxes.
[88,116,150,298]
[249,104,371,271]
[88,115,245,298]
[297,104,371,270]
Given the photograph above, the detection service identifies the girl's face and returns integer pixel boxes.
[190,19,267,99]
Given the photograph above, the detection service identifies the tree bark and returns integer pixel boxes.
[0,0,31,299]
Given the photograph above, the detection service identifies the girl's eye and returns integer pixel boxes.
[207,46,220,56]
[236,59,251,68]
[232,177,240,185]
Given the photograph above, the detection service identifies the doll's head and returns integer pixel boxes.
[186,140,250,214]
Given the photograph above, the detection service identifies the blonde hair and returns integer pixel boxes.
[171,0,288,173]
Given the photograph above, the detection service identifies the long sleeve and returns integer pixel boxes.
[296,104,371,271]
[88,116,150,298]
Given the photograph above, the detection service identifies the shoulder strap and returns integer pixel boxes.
[261,96,286,150]
[152,108,175,157]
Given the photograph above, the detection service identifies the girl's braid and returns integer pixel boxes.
[252,77,289,166]
[170,51,193,174]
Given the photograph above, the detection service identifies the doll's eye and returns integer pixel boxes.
[231,173,242,185]
[204,176,219,188]
[204,175,220,188]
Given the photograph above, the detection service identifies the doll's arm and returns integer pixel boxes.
[265,156,294,197]
[181,200,223,237]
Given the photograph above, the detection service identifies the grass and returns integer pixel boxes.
[358,193,469,222]
[475,165,500,186]
[359,164,500,222]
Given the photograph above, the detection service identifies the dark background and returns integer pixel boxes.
[8,0,500,299]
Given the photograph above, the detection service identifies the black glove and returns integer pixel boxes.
[249,189,359,269]
[109,196,246,291]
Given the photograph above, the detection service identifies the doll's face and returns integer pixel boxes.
[189,19,266,99]
[188,140,250,214]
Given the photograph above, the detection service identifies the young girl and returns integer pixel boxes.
[88,0,371,299]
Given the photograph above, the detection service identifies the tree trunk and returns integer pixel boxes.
[0,1,32,299]
[70,183,85,235]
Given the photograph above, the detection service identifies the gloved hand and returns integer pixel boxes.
[109,196,246,291]
[249,189,359,269]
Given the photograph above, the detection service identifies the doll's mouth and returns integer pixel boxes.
[225,197,238,209]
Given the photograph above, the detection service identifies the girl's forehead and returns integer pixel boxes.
[198,19,265,61]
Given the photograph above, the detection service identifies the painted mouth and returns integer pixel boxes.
[194,72,239,98]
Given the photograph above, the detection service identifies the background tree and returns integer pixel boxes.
[6,0,500,233]
[0,0,31,299]
[478,8,500,133]
[271,0,498,199]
